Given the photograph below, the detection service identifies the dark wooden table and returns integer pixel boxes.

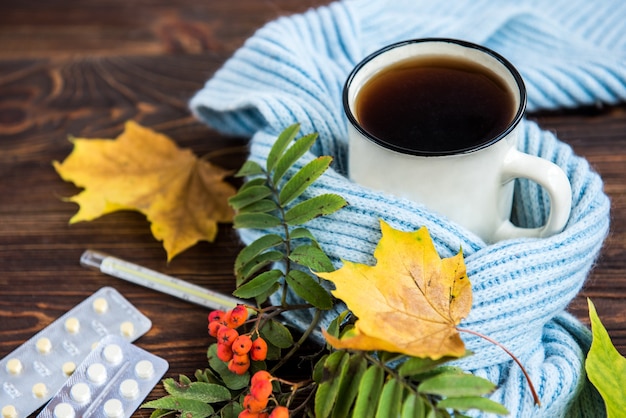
[1,1,625,416]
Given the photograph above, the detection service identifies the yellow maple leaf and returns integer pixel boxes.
[317,220,472,359]
[53,121,236,261]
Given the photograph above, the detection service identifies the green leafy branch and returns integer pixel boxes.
[313,312,509,418]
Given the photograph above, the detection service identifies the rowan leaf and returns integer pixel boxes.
[317,219,472,359]
[585,298,626,418]
[352,365,384,418]
[53,121,236,261]
[285,270,333,309]
[278,156,333,205]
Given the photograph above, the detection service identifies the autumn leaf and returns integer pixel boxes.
[53,121,236,261]
[585,298,626,418]
[317,220,471,359]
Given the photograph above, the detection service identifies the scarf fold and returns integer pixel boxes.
[191,1,625,416]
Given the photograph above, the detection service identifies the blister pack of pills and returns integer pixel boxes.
[0,287,152,418]
[37,335,168,418]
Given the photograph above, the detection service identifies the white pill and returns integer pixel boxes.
[87,363,107,384]
[32,382,48,398]
[103,343,123,365]
[6,358,22,375]
[120,321,134,338]
[70,382,91,404]
[36,337,52,354]
[62,361,76,376]
[103,399,124,418]
[120,378,139,400]
[135,359,154,379]
[53,403,75,418]
[1,405,17,418]
[64,317,80,334]
[92,297,109,314]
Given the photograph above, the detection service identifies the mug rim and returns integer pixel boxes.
[343,38,527,157]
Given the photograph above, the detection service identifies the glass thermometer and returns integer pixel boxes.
[80,249,251,313]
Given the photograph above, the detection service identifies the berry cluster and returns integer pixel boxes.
[208,306,268,375]
[239,371,289,418]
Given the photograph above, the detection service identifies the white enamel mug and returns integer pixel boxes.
[344,39,572,243]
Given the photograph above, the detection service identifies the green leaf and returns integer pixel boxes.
[207,344,250,390]
[325,310,350,340]
[236,251,283,285]
[233,269,283,298]
[398,355,467,378]
[285,270,333,309]
[267,123,300,172]
[228,185,273,210]
[235,234,283,273]
[375,378,404,418]
[401,393,426,418]
[289,244,335,273]
[585,298,626,418]
[220,402,244,418]
[313,354,329,383]
[418,372,496,398]
[255,282,281,306]
[353,365,384,418]
[162,378,231,403]
[236,177,266,192]
[273,132,319,185]
[141,396,214,417]
[259,319,294,349]
[314,351,350,418]
[234,160,264,177]
[331,354,368,418]
[278,156,333,205]
[233,213,282,229]
[284,194,347,225]
[436,396,509,415]
[194,368,220,384]
[290,227,318,242]
[148,409,174,418]
[237,199,278,214]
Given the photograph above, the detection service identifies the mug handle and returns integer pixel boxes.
[493,149,572,241]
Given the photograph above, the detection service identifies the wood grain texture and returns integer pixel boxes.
[1,1,625,416]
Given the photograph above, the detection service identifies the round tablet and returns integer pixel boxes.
[32,382,48,399]
[119,321,134,338]
[36,337,52,354]
[64,317,80,334]
[70,382,91,404]
[120,378,139,400]
[87,363,107,385]
[1,405,17,418]
[92,297,109,314]
[53,403,75,418]
[6,358,22,375]
[62,361,76,376]
[134,359,154,379]
[103,399,124,418]
[103,343,123,365]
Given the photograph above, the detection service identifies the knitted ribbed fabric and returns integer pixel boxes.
[190,1,625,416]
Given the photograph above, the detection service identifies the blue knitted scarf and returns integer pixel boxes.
[191,1,626,416]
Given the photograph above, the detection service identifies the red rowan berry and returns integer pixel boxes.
[208,310,225,323]
[251,370,272,386]
[232,353,250,367]
[225,305,248,328]
[269,406,289,418]
[217,326,239,347]
[238,410,259,418]
[258,414,269,418]
[216,343,233,362]
[243,393,268,413]
[208,321,223,337]
[250,378,273,400]
[232,335,253,356]
[250,337,268,361]
[228,357,250,374]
